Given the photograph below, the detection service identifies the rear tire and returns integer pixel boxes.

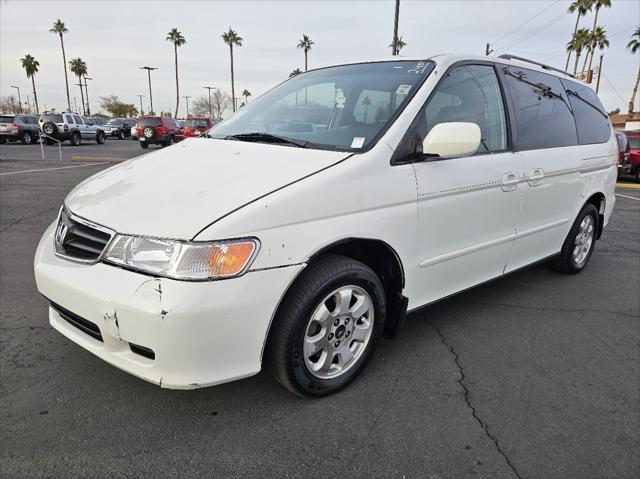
[70,132,81,146]
[96,131,105,144]
[267,254,386,397]
[139,141,149,149]
[118,129,125,140]
[20,131,33,144]
[549,203,599,274]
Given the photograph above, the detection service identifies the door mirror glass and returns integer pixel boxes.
[422,122,481,159]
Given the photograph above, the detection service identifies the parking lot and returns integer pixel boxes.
[1,143,638,478]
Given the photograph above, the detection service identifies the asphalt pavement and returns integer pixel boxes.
[0,147,638,478]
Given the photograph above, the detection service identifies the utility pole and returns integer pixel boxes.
[182,96,191,117]
[10,86,22,113]
[137,94,145,115]
[485,42,494,56]
[26,94,31,114]
[595,54,604,94]
[84,77,92,116]
[203,86,215,117]
[392,0,400,55]
[75,83,86,115]
[73,97,77,113]
[140,66,158,114]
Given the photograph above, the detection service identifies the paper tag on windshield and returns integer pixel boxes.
[351,137,365,149]
[396,84,411,95]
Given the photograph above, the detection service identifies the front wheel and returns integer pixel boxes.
[118,129,125,140]
[96,131,105,144]
[550,203,599,274]
[267,254,386,397]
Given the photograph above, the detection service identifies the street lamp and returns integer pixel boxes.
[203,86,215,117]
[140,66,158,114]
[84,77,92,116]
[137,94,145,116]
[10,85,22,113]
[182,95,191,117]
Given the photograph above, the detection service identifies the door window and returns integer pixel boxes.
[561,79,611,145]
[503,67,577,150]
[425,64,508,154]
[73,115,84,125]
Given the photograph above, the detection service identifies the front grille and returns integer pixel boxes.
[51,302,103,341]
[54,207,113,262]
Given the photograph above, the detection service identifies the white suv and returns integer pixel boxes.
[39,112,105,146]
[34,54,617,396]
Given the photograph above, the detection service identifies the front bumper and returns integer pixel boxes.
[34,222,304,389]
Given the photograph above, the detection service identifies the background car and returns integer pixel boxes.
[182,117,215,137]
[130,123,139,140]
[619,131,640,181]
[90,117,107,126]
[102,118,135,140]
[0,114,40,144]
[38,112,105,146]
[137,116,181,149]
[615,131,629,176]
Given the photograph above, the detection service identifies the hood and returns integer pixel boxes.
[65,138,349,239]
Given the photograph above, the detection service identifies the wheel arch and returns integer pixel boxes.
[584,192,606,239]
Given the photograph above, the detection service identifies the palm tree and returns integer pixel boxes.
[222,28,243,112]
[297,34,314,71]
[289,68,302,78]
[69,58,87,114]
[586,0,612,74]
[242,89,251,105]
[361,96,372,123]
[567,28,591,76]
[389,36,407,54]
[627,27,640,114]
[166,28,186,118]
[50,19,71,111]
[581,26,609,75]
[565,1,593,72]
[20,54,40,114]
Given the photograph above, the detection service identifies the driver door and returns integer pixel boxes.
[406,63,524,306]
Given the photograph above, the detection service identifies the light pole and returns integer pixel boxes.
[26,94,31,114]
[391,0,400,55]
[137,94,145,115]
[203,86,215,117]
[182,96,191,117]
[11,85,22,113]
[84,77,92,116]
[75,82,85,115]
[140,66,158,114]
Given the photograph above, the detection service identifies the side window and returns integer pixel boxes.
[503,67,577,150]
[425,64,508,154]
[64,114,74,124]
[561,80,611,145]
[73,115,84,125]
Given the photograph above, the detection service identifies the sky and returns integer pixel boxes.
[1,0,638,117]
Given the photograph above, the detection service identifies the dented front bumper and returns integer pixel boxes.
[34,222,304,389]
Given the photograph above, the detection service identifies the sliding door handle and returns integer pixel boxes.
[527,168,545,186]
[501,172,520,192]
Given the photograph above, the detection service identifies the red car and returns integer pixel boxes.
[619,131,640,181]
[137,116,181,149]
[182,117,215,138]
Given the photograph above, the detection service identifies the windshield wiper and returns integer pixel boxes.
[224,132,310,148]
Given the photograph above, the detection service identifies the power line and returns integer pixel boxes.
[601,72,628,106]
[491,0,562,48]
[495,11,568,53]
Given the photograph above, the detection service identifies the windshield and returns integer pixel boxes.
[211,60,434,151]
[627,136,640,149]
[185,119,209,127]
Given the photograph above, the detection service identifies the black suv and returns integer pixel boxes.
[103,118,135,139]
[0,114,40,144]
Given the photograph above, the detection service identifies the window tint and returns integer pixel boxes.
[73,115,84,125]
[561,80,611,145]
[503,67,577,150]
[425,64,508,154]
[140,118,161,127]
[0,115,14,123]
[42,113,63,123]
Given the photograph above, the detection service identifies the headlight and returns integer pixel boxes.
[102,235,259,280]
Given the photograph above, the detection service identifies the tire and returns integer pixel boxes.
[20,131,33,145]
[142,127,155,139]
[70,132,81,146]
[267,254,386,397]
[118,129,125,140]
[139,141,149,149]
[96,131,105,144]
[0,138,6,144]
[550,203,599,274]
[42,122,58,136]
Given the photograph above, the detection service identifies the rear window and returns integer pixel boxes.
[185,119,209,127]
[504,67,577,151]
[139,118,162,127]
[561,80,611,145]
[41,113,63,123]
[628,136,640,149]
[0,115,14,123]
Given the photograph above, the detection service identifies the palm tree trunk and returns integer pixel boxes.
[174,44,180,118]
[60,35,71,111]
[580,46,590,75]
[629,66,640,115]
[78,76,85,115]
[304,50,308,71]
[587,7,600,74]
[31,75,39,115]
[573,51,581,76]
[230,45,236,112]
[565,13,581,72]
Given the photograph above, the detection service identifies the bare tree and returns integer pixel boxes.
[1,95,22,114]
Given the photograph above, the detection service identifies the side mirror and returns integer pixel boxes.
[422,122,481,159]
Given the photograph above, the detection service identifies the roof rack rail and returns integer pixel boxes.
[497,54,576,79]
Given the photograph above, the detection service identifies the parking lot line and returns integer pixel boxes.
[72,156,128,163]
[616,193,640,201]
[0,163,101,176]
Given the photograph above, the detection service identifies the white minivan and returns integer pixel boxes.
[34,54,617,396]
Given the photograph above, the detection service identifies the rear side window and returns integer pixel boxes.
[561,80,611,145]
[503,67,577,150]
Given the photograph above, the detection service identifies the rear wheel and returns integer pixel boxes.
[268,254,386,397]
[0,139,6,144]
[42,122,57,136]
[96,131,105,144]
[70,132,81,146]
[118,129,125,140]
[139,141,149,149]
[20,131,33,144]
[550,203,599,274]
